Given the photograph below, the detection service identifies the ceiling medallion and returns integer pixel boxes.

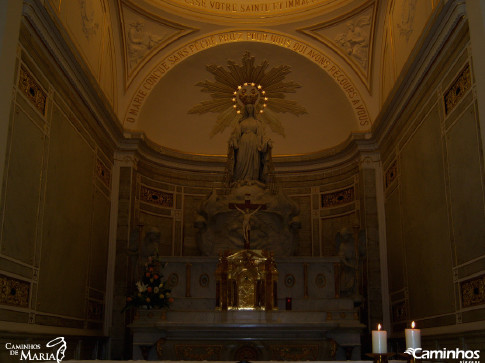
[189,52,306,137]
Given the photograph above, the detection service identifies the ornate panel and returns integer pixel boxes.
[95,158,111,188]
[444,63,471,115]
[18,65,47,115]
[270,344,319,360]
[0,274,30,308]
[321,186,354,208]
[385,160,398,189]
[175,345,222,360]
[461,275,485,308]
[140,185,173,207]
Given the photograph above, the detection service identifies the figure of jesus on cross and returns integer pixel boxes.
[229,195,266,249]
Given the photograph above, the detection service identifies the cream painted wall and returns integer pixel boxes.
[382,14,485,336]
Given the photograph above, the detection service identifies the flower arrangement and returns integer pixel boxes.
[123,255,173,311]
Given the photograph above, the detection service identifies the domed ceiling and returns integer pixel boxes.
[46,0,440,156]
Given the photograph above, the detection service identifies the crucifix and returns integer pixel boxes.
[228,195,267,249]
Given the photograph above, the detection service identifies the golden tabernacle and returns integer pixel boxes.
[216,250,278,311]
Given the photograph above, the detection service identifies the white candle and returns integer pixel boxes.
[372,324,387,353]
[405,321,421,349]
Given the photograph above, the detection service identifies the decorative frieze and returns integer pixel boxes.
[18,65,47,115]
[461,274,485,308]
[0,274,30,308]
[270,344,319,360]
[444,63,471,115]
[95,158,111,188]
[140,185,174,207]
[321,186,354,208]
[175,345,222,360]
[385,160,398,189]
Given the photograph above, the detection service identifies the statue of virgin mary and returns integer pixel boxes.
[228,103,272,184]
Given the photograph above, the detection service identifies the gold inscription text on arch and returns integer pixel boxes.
[125,30,371,127]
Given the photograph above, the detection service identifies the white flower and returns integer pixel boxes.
[136,281,148,293]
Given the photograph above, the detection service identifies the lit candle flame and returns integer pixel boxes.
[411,321,416,329]
[378,324,382,331]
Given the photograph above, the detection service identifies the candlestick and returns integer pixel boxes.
[405,321,421,349]
[372,324,387,353]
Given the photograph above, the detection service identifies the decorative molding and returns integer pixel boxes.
[270,344,319,361]
[175,345,222,360]
[185,263,191,297]
[167,273,179,288]
[96,158,111,188]
[460,274,485,308]
[298,1,376,90]
[373,0,467,144]
[444,63,471,115]
[315,273,327,288]
[234,344,260,361]
[284,274,295,288]
[18,65,47,115]
[156,338,166,359]
[321,186,355,208]
[140,185,174,207]
[199,273,209,288]
[0,274,30,308]
[385,160,398,189]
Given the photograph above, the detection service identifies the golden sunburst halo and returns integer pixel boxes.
[188,52,307,138]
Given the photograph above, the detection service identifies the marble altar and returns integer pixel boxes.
[129,256,365,361]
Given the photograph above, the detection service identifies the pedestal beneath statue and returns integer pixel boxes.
[129,255,365,361]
